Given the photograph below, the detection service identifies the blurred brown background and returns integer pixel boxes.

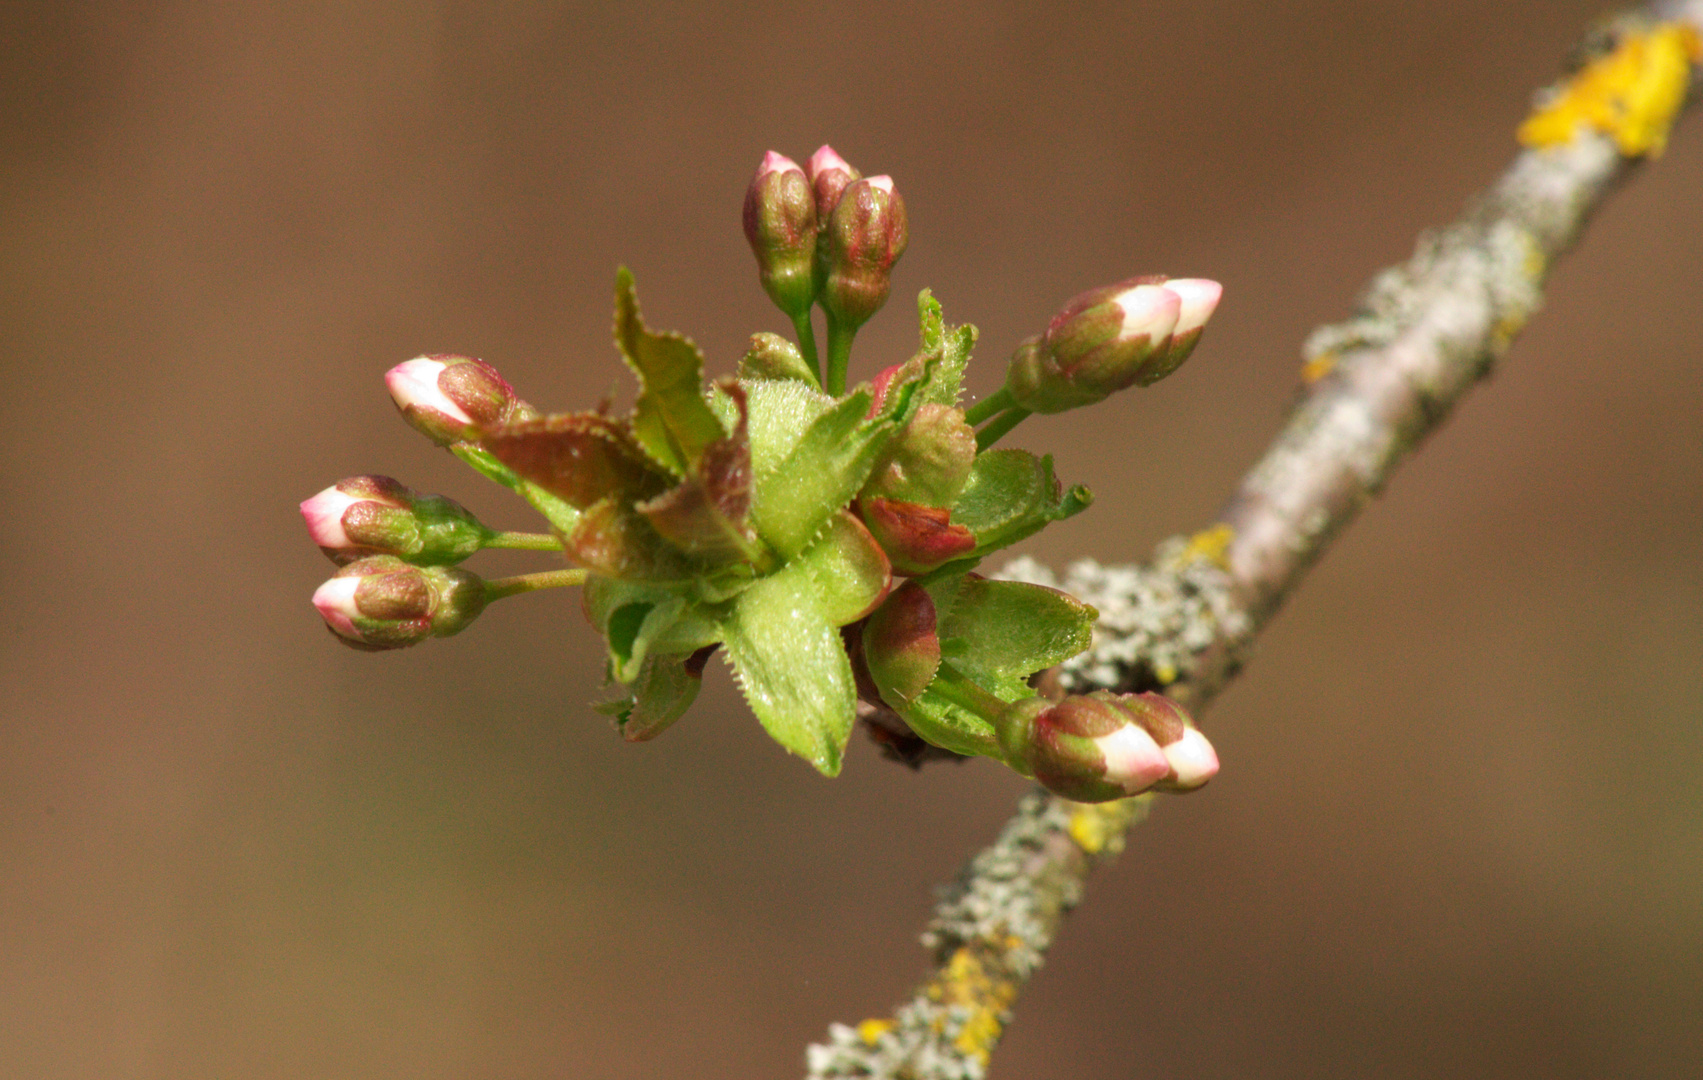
[2,2,1700,1077]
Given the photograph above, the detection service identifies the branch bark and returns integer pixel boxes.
[806,4,1703,1077]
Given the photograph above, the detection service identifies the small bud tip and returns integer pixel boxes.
[808,144,854,179]
[300,486,359,549]
[311,577,363,641]
[864,175,896,196]
[756,150,802,179]
[1161,727,1220,789]
[1163,278,1223,337]
[385,357,473,425]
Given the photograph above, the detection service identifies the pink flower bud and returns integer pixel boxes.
[301,475,492,565]
[858,497,977,576]
[805,144,860,224]
[385,354,521,445]
[742,151,819,318]
[996,690,1217,802]
[311,555,487,651]
[1005,276,1222,414]
[819,176,908,332]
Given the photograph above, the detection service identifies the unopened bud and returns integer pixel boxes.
[997,690,1218,802]
[386,355,521,445]
[1006,276,1222,414]
[742,151,820,318]
[300,475,493,565]
[311,555,487,651]
[819,176,908,332]
[861,403,976,509]
[859,497,976,577]
[806,144,860,224]
[739,332,818,384]
[861,581,941,705]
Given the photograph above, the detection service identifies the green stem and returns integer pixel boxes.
[451,442,522,489]
[450,442,580,535]
[824,310,857,396]
[964,386,1016,426]
[974,406,1033,451]
[483,568,587,601]
[791,310,822,388]
[484,531,563,551]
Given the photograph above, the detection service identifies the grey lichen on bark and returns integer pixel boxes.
[806,6,1701,1077]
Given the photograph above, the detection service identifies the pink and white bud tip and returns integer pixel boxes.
[385,357,474,426]
[300,485,364,550]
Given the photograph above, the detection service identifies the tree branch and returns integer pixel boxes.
[806,5,1702,1077]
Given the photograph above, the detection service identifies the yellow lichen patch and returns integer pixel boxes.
[1300,350,1338,384]
[1180,523,1235,570]
[855,1018,894,1046]
[1517,23,1701,157]
[1066,795,1150,854]
[1489,312,1527,354]
[923,945,1021,1065]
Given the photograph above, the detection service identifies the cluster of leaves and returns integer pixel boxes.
[481,272,1095,775]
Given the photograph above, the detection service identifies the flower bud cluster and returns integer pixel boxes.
[742,145,909,338]
[1004,276,1222,414]
[997,690,1219,803]
[300,146,1227,794]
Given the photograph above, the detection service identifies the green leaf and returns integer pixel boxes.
[614,267,727,476]
[750,386,898,558]
[482,412,667,510]
[598,652,704,743]
[951,448,1093,556]
[912,289,977,409]
[583,576,723,657]
[603,594,686,683]
[565,498,696,582]
[793,509,892,626]
[636,382,764,566]
[719,556,858,776]
[936,576,1096,698]
[738,377,837,479]
[889,666,1004,759]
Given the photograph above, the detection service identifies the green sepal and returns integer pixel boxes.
[596,652,704,742]
[719,551,858,777]
[951,448,1093,556]
[750,377,919,559]
[613,268,727,476]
